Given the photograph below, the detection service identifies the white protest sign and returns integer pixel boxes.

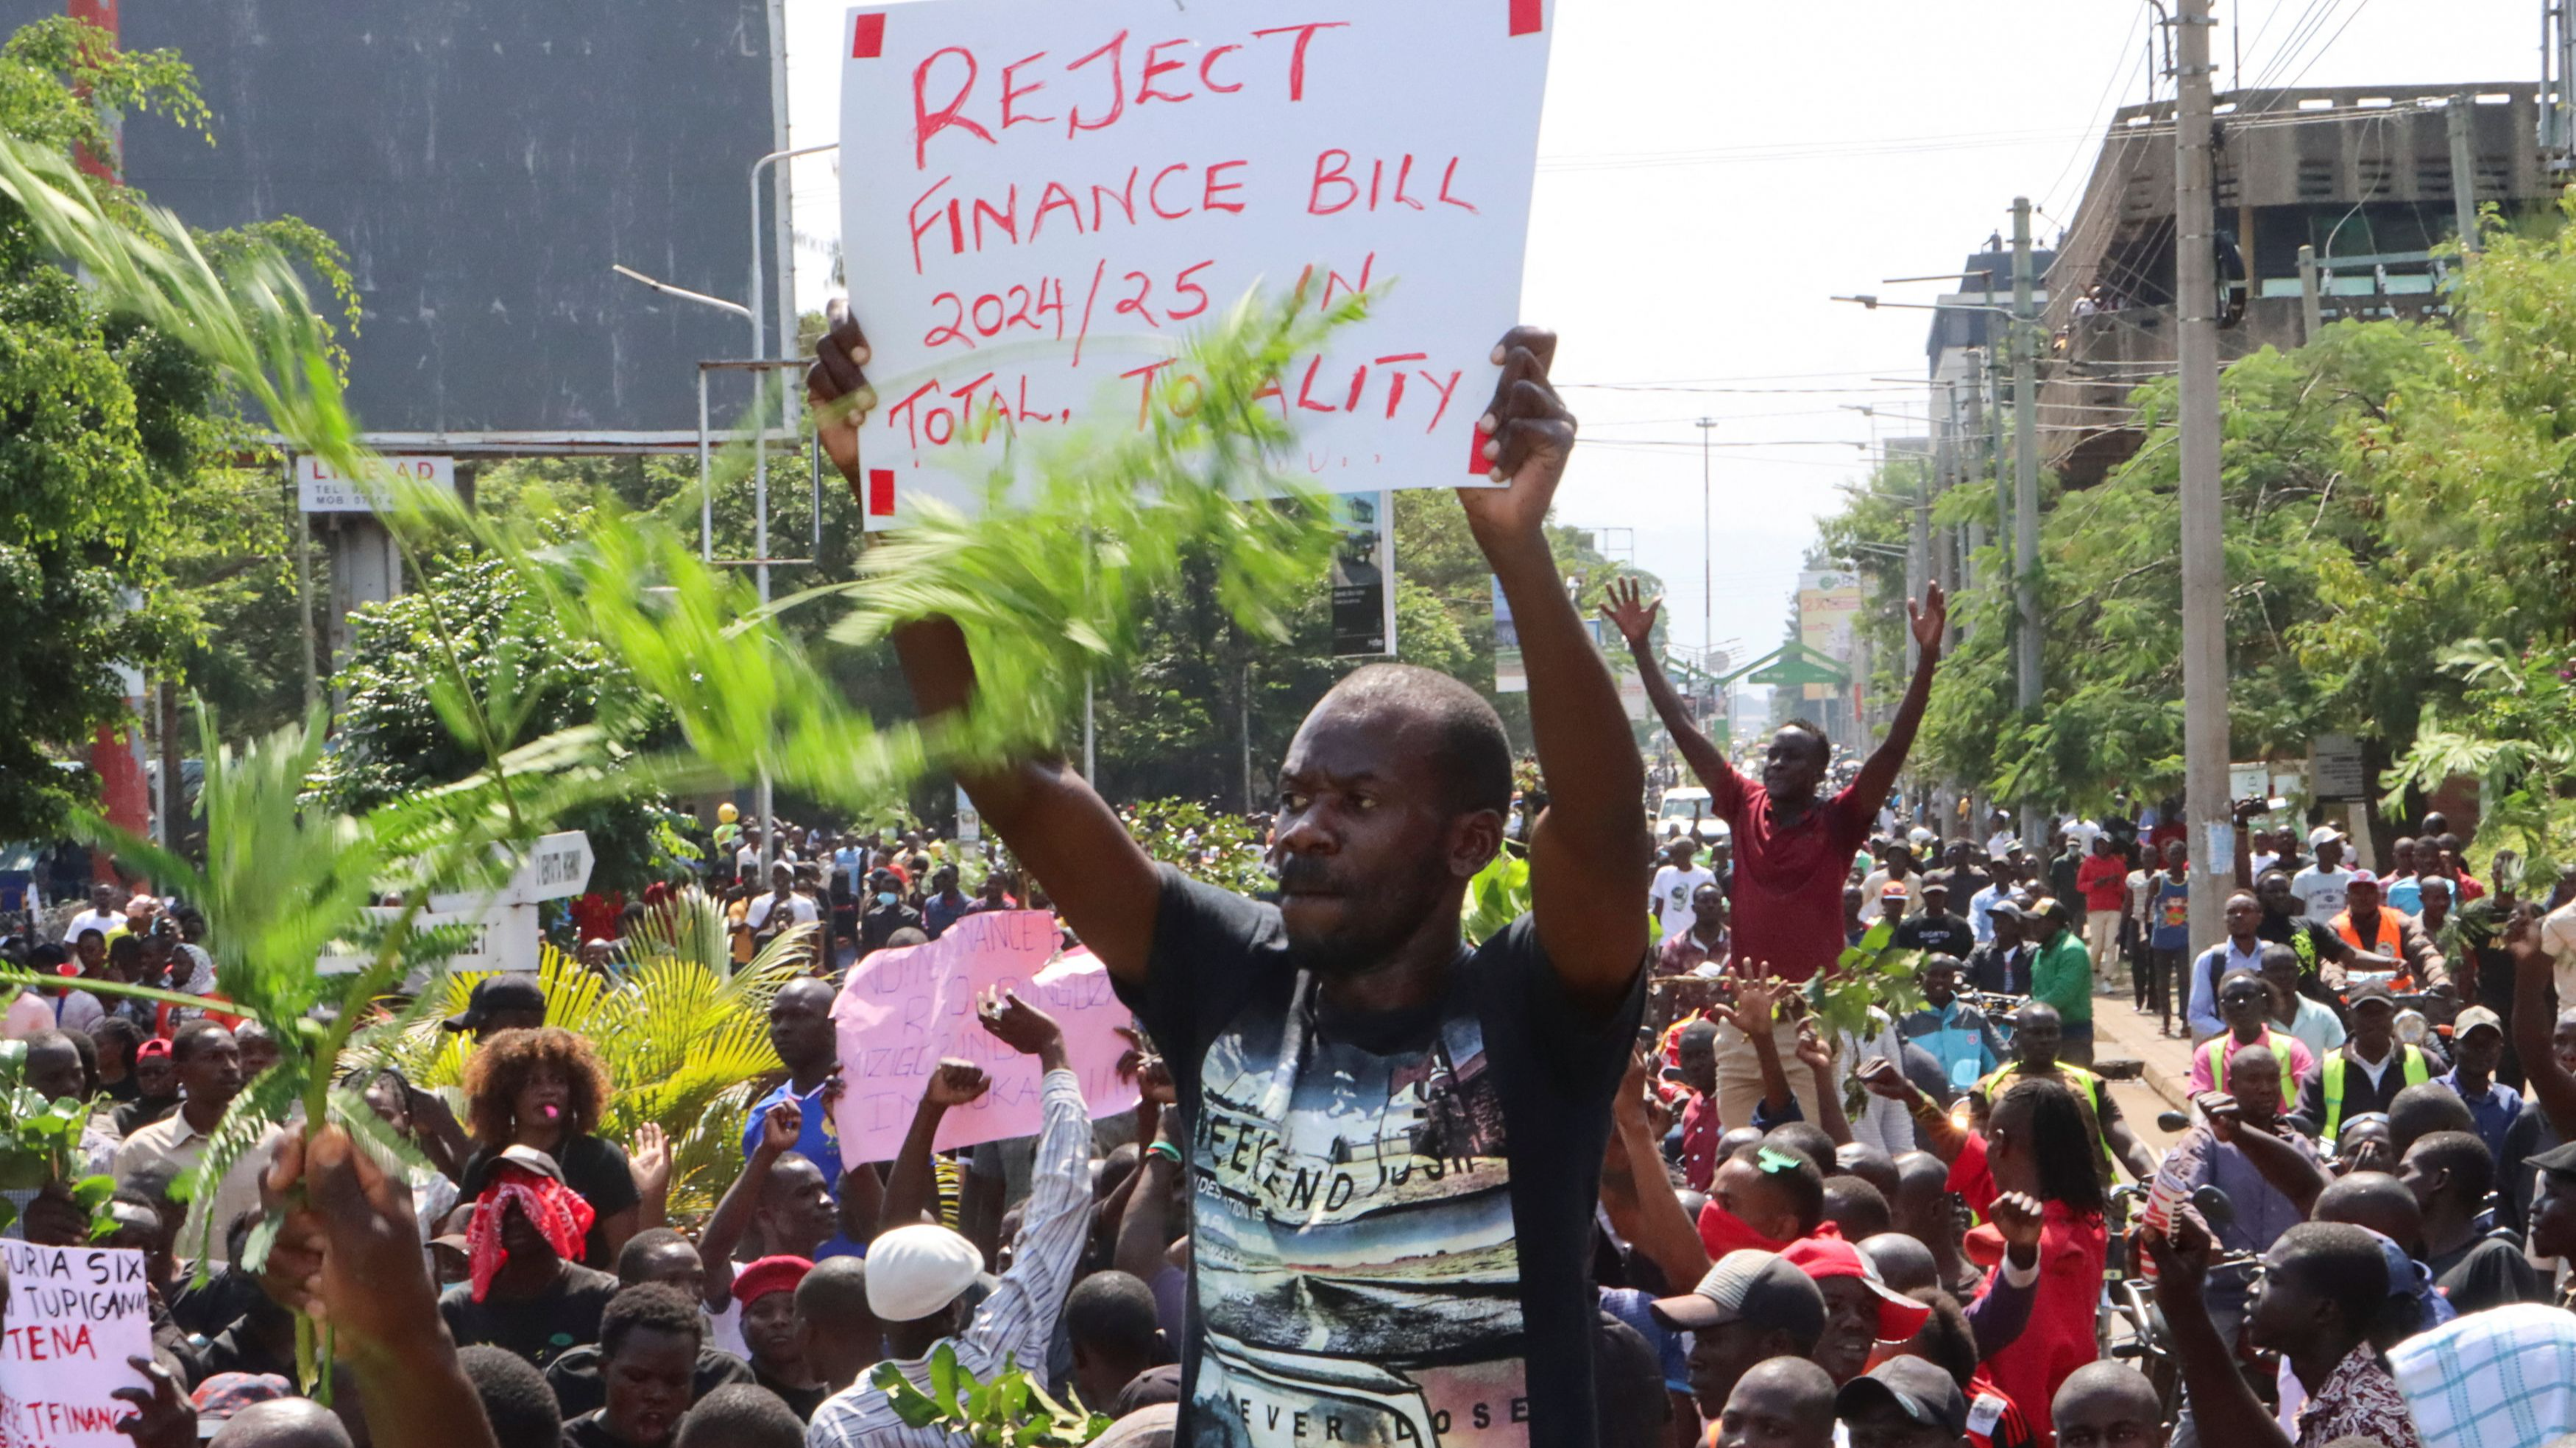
[0,1243,154,1447]
[829,910,1140,1159]
[838,0,1554,527]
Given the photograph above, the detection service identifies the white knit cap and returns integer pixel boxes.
[864,1224,985,1322]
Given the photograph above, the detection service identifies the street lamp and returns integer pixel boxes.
[1832,294,2013,316]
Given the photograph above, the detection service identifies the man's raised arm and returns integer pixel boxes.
[809,301,1162,982]
[1846,581,1946,818]
[1459,327,1652,1004]
[1602,578,1733,794]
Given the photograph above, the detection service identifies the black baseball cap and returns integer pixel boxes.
[1836,1356,1969,1435]
[1649,1250,1827,1341]
[2529,1140,2576,1179]
[439,973,547,1033]
[2347,980,2396,1008]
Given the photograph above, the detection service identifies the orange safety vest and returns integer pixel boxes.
[2331,909,2404,958]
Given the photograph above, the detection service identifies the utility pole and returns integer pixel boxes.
[2296,243,2321,341]
[1905,441,1928,678]
[2011,198,2040,717]
[2176,0,2230,954]
[2446,93,2482,254]
[1938,380,1962,651]
[2010,197,2042,842]
[1698,419,1716,653]
[1961,366,1988,588]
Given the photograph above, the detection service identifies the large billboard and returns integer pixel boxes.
[1796,568,1862,702]
[52,1,781,437]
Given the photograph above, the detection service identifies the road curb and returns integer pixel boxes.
[2090,996,2198,1118]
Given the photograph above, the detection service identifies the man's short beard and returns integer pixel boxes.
[1284,923,1390,979]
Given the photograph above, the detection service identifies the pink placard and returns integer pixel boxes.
[829,909,1142,1161]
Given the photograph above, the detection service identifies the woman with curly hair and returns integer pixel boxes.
[461,1026,640,1269]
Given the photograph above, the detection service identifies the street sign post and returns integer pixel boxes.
[320,831,592,975]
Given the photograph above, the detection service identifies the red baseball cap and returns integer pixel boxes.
[1781,1235,1933,1341]
[731,1254,815,1307]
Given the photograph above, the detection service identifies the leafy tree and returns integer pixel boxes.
[0,16,359,837]
[0,20,204,837]
[1827,322,2444,817]
[372,903,813,1225]
[2368,199,2576,869]
[308,556,683,892]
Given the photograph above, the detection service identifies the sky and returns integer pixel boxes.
[771,0,2535,671]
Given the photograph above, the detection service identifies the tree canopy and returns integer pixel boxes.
[1815,198,2576,868]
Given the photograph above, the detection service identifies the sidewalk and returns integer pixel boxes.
[2090,984,2197,1119]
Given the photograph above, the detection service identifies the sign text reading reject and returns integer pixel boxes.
[0,1243,152,1447]
[829,909,1140,1160]
[840,0,1553,526]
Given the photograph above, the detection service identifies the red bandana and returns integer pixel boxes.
[466,1164,595,1302]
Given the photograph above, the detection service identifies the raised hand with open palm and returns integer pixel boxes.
[1601,577,1661,650]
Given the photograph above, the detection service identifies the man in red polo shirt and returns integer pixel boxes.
[1606,576,1947,1127]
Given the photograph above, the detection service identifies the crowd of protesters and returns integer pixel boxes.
[0,320,2570,1448]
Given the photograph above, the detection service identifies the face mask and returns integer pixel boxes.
[1696,1199,1794,1258]
[877,892,899,907]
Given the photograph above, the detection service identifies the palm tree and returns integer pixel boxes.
[367,890,819,1224]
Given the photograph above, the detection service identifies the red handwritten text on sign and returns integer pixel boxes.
[841,0,1551,527]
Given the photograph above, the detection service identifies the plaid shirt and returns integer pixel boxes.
[2387,1302,2576,1448]
[806,1069,1090,1448]
[2296,1344,2422,1448]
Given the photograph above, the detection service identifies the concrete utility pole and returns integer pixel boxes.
[1961,365,1988,589]
[2010,199,2042,842]
[2446,93,2482,254]
[2297,243,2321,341]
[1939,380,1964,651]
[1906,441,1928,678]
[2011,199,2040,717]
[2176,0,2231,953]
[1698,418,1717,654]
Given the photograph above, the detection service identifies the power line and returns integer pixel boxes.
[2039,4,2154,221]
[2271,0,2374,92]
[1560,382,1925,395]
[1534,124,2103,174]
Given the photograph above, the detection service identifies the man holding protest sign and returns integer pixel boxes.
[809,307,1649,1445]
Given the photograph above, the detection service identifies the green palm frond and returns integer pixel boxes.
[178,1062,303,1272]
[378,891,798,1222]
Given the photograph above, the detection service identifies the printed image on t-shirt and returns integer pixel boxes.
[1189,978,1529,1446]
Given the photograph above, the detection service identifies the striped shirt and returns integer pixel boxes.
[806,1068,1089,1448]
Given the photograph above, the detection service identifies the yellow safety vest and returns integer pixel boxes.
[2319,1047,2431,1145]
[1978,1062,2115,1171]
[2198,1031,2299,1100]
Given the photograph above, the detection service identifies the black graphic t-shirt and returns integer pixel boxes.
[1116,867,1642,1447]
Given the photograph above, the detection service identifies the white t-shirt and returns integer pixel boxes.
[61,909,124,944]
[1649,866,1715,940]
[54,990,102,1036]
[2537,897,2576,1007]
[1860,868,1919,917]
[2060,818,2102,854]
[1986,830,2017,862]
[2290,865,2355,920]
[744,892,821,931]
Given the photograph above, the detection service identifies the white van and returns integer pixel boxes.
[1654,787,1730,846]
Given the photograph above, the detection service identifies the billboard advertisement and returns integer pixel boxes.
[86,0,780,436]
[1795,568,1861,703]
